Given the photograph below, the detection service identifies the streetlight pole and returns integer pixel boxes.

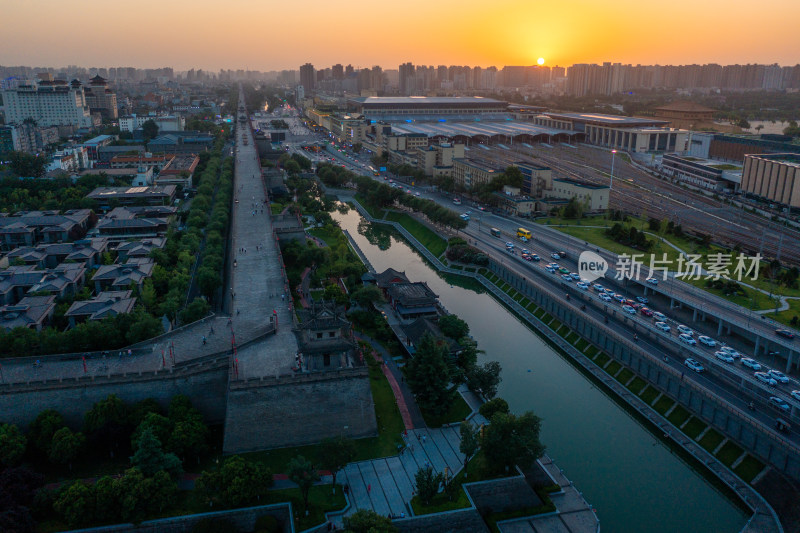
[610,149,617,190]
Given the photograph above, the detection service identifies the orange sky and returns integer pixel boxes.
[2,0,799,71]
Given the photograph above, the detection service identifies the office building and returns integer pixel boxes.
[300,63,315,92]
[2,79,93,128]
[741,154,800,208]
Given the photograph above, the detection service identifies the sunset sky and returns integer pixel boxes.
[2,0,799,71]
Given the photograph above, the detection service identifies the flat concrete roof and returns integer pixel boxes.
[389,120,578,139]
[544,112,669,127]
[350,96,506,106]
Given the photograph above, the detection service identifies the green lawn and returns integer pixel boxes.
[270,203,285,215]
[716,441,744,468]
[308,226,342,247]
[626,377,646,394]
[653,396,675,415]
[698,429,724,453]
[616,368,634,384]
[411,486,471,516]
[422,394,473,428]
[354,194,386,219]
[269,484,346,531]
[684,277,777,311]
[384,211,447,257]
[667,405,690,427]
[681,417,707,440]
[594,352,610,366]
[733,455,765,483]
[605,360,622,376]
[639,386,660,405]
[765,297,800,328]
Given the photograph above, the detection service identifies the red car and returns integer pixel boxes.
[640,307,654,317]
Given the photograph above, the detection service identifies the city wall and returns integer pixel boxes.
[0,353,230,429]
[489,259,800,481]
[223,366,377,453]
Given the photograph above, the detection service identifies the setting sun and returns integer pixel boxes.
[537,57,545,65]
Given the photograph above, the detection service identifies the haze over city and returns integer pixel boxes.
[2,0,800,70]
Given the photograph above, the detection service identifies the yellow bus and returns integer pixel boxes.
[517,228,532,240]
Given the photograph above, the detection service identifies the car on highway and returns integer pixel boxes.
[522,248,529,255]
[776,329,796,340]
[679,333,697,346]
[558,251,567,258]
[646,277,659,285]
[676,325,694,336]
[559,267,570,274]
[653,311,667,322]
[768,369,790,384]
[655,321,671,332]
[545,265,557,273]
[718,346,741,358]
[640,307,654,317]
[714,351,735,363]
[576,282,590,290]
[791,390,800,402]
[530,254,540,261]
[561,274,573,282]
[769,396,791,412]
[684,358,705,373]
[741,358,761,370]
[698,336,716,347]
[593,284,605,292]
[614,295,626,304]
[506,242,515,249]
[622,305,636,315]
[754,372,778,386]
[599,293,613,302]
[570,272,581,281]
[636,297,649,304]
[551,253,561,260]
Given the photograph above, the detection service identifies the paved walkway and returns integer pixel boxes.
[355,332,425,430]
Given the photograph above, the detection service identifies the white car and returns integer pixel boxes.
[655,321,671,332]
[754,372,778,386]
[714,351,735,363]
[622,305,636,315]
[551,253,561,260]
[676,325,694,336]
[646,277,659,285]
[653,312,667,322]
[506,242,515,249]
[679,333,697,346]
[698,336,716,347]
[545,266,557,273]
[769,396,791,412]
[791,390,800,402]
[576,282,590,290]
[599,293,613,302]
[562,274,573,282]
[719,346,741,359]
[741,358,761,370]
[768,369,790,384]
[636,297,649,304]
[684,358,705,373]
[570,273,581,281]
[593,284,605,292]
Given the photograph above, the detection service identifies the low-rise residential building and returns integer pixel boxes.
[0,295,56,331]
[119,114,185,133]
[64,290,136,327]
[157,153,199,186]
[0,209,94,250]
[7,238,109,269]
[452,158,502,189]
[147,132,214,154]
[416,143,465,177]
[0,264,85,305]
[114,237,166,262]
[493,187,537,216]
[92,260,154,293]
[95,207,170,240]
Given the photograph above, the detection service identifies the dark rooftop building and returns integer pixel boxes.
[296,300,359,371]
[86,185,177,207]
[0,295,56,331]
[64,290,136,327]
[386,282,440,322]
[401,317,462,358]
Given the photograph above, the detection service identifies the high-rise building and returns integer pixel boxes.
[332,64,344,80]
[399,62,415,95]
[2,79,93,128]
[84,74,118,121]
[299,63,315,92]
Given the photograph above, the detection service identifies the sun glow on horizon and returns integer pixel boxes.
[537,57,545,65]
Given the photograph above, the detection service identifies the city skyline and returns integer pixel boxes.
[2,0,800,71]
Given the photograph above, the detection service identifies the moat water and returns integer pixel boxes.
[334,208,748,533]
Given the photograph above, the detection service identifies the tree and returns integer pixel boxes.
[438,314,469,340]
[479,397,509,420]
[343,509,397,533]
[132,412,172,449]
[414,465,443,506]
[317,437,356,492]
[196,267,221,300]
[7,151,46,178]
[405,333,455,416]
[0,467,43,532]
[459,421,480,474]
[0,424,27,467]
[142,119,159,142]
[284,159,301,176]
[48,427,85,469]
[130,427,183,478]
[481,411,545,473]
[83,394,130,456]
[180,297,211,324]
[54,481,95,528]
[467,361,502,400]
[168,415,209,463]
[114,468,177,524]
[288,455,319,512]
[349,284,385,307]
[196,455,273,509]
[27,409,66,455]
